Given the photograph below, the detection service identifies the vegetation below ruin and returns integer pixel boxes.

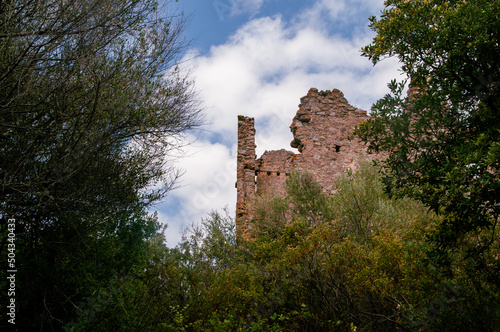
[66,164,500,331]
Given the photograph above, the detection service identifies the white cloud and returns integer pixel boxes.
[298,0,385,28]
[157,135,237,245]
[230,0,265,17]
[156,0,401,247]
[212,0,266,20]
[191,13,400,141]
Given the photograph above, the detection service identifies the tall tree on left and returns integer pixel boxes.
[0,0,201,329]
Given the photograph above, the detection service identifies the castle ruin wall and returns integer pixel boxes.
[236,88,381,238]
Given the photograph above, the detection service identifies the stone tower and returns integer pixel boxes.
[236,115,257,240]
[236,88,380,238]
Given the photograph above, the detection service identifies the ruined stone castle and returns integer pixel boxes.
[236,88,381,239]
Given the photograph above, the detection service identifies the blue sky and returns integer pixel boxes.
[156,0,402,246]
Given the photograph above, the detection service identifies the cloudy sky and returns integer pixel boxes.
[156,0,402,246]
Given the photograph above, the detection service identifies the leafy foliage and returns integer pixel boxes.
[58,163,500,331]
[0,0,200,329]
[353,1,500,327]
[356,0,500,290]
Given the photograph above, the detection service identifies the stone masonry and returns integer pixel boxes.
[236,88,381,239]
[236,115,257,240]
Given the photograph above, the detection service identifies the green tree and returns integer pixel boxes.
[247,165,441,331]
[356,0,499,271]
[0,0,200,223]
[0,0,201,329]
[88,164,497,331]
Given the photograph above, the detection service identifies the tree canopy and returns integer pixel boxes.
[1,0,201,223]
[72,164,498,330]
[356,0,500,263]
[0,0,201,329]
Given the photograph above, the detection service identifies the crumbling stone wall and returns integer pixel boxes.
[236,88,381,238]
[256,149,294,197]
[236,115,257,239]
[289,88,372,194]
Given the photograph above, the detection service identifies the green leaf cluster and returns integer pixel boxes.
[74,164,499,331]
[0,0,201,329]
[356,0,500,287]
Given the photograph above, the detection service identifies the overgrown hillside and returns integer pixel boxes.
[67,163,499,331]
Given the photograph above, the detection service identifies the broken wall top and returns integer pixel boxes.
[290,88,368,153]
[257,87,372,195]
[236,87,382,239]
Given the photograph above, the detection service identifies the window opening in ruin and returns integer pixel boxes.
[335,145,341,153]
[267,171,271,176]
[277,172,280,176]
